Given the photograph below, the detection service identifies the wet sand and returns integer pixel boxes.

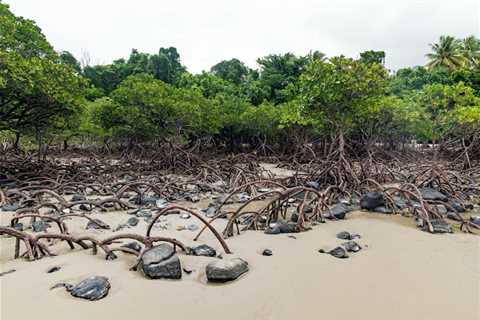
[1,208,479,320]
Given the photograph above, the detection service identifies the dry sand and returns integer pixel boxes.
[1,206,479,320]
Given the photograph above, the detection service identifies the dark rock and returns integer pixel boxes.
[32,220,48,232]
[68,276,111,301]
[290,213,299,223]
[127,217,139,227]
[436,205,448,215]
[446,211,462,221]
[121,241,142,253]
[319,247,349,259]
[422,219,453,233]
[262,249,273,256]
[343,241,362,252]
[420,188,447,201]
[373,206,393,214]
[451,202,466,213]
[470,216,480,226]
[79,204,91,211]
[135,209,152,218]
[185,194,200,203]
[130,195,158,206]
[71,194,86,202]
[13,222,24,231]
[393,197,408,209]
[86,219,110,230]
[140,244,182,279]
[105,252,118,260]
[47,266,61,273]
[206,258,249,282]
[183,268,193,274]
[305,181,320,190]
[336,231,360,240]
[360,192,385,210]
[192,244,217,257]
[0,179,16,188]
[2,203,20,212]
[326,203,352,219]
[264,222,298,235]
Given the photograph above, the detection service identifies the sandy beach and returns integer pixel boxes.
[1,208,479,320]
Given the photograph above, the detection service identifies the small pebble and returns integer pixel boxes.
[262,249,273,256]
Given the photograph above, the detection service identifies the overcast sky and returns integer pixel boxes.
[6,0,480,73]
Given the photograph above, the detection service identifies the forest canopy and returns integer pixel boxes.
[0,2,479,156]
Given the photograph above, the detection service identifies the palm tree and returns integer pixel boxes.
[461,36,480,69]
[426,36,465,71]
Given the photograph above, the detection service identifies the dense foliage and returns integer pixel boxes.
[1,2,479,157]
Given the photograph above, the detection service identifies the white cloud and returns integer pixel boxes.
[6,0,480,72]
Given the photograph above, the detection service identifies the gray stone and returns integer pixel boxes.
[264,222,298,235]
[68,276,111,301]
[86,219,110,230]
[32,221,48,232]
[360,192,385,210]
[422,219,453,233]
[2,203,20,212]
[470,216,480,226]
[187,224,199,231]
[326,203,352,219]
[420,188,448,201]
[121,241,142,253]
[140,244,182,279]
[127,217,139,227]
[262,249,273,256]
[373,206,393,214]
[436,205,448,215]
[446,211,462,221]
[71,194,86,202]
[206,258,249,282]
[319,247,349,259]
[343,241,362,252]
[192,244,217,257]
[336,231,360,240]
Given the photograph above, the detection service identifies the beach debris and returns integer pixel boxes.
[206,258,249,282]
[343,241,362,253]
[140,244,182,279]
[287,235,297,239]
[262,249,273,256]
[360,192,385,210]
[187,224,199,231]
[0,269,16,277]
[13,222,23,231]
[47,266,61,273]
[52,276,111,301]
[191,244,217,257]
[319,247,349,259]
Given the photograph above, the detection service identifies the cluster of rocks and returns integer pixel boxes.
[318,231,363,259]
[139,244,248,283]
